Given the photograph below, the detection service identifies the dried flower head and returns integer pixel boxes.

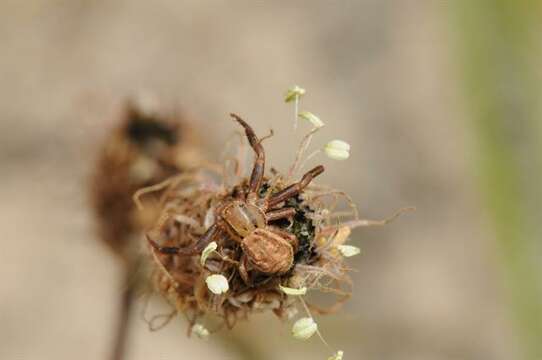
[137,114,356,331]
[90,100,205,360]
[90,100,202,262]
[135,87,410,355]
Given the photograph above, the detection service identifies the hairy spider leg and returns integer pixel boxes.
[230,113,265,199]
[267,165,325,209]
[147,224,220,256]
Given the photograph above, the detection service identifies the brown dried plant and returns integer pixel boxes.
[135,110,411,347]
[90,100,203,360]
[91,101,202,263]
[92,88,412,360]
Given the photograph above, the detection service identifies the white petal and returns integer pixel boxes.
[337,245,361,257]
[328,350,344,360]
[292,317,318,340]
[192,324,210,339]
[279,285,307,296]
[298,111,324,128]
[285,85,306,102]
[200,241,218,266]
[205,274,229,294]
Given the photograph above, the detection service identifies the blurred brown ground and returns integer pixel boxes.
[0,1,521,359]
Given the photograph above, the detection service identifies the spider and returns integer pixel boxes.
[148,113,324,283]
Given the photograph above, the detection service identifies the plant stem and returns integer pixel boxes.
[110,262,136,360]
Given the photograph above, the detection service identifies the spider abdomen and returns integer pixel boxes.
[241,228,294,274]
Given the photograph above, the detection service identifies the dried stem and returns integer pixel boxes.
[110,261,138,360]
[287,127,320,180]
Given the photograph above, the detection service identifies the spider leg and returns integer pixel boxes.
[147,224,219,256]
[267,165,324,208]
[238,253,251,286]
[267,226,299,253]
[266,207,296,222]
[230,113,265,199]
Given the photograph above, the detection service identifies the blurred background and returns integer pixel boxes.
[1,1,541,359]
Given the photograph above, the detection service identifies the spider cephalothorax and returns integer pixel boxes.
[148,114,324,283]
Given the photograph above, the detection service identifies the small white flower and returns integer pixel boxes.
[205,274,229,294]
[298,111,324,128]
[284,85,306,103]
[279,285,307,296]
[324,140,351,160]
[337,245,361,257]
[192,324,210,339]
[328,350,344,360]
[292,317,318,340]
[200,241,218,266]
